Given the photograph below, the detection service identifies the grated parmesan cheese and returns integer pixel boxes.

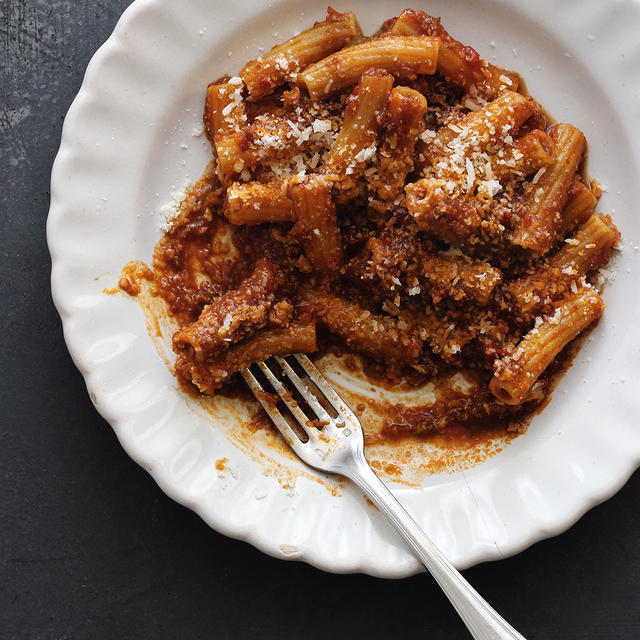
[159,183,189,232]
[420,129,437,142]
[531,167,547,184]
[312,119,332,133]
[354,145,376,163]
[465,157,476,191]
[220,312,233,333]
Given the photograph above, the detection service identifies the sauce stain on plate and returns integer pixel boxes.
[107,266,521,492]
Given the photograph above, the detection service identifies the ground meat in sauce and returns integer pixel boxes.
[119,8,619,444]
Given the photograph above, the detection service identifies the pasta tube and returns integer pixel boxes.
[423,91,540,164]
[368,86,428,211]
[304,289,423,363]
[214,115,293,177]
[390,9,519,98]
[491,129,555,181]
[505,213,619,319]
[224,181,294,225]
[322,69,393,200]
[177,323,317,394]
[240,8,362,100]
[173,258,286,360]
[490,287,604,404]
[510,123,586,254]
[405,178,483,246]
[556,179,598,238]
[289,175,343,274]
[203,77,247,142]
[300,35,440,100]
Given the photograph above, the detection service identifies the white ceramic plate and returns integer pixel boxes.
[48,0,640,577]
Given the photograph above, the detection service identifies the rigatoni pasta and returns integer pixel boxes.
[289,175,343,274]
[122,8,620,442]
[510,124,587,254]
[389,8,519,99]
[240,8,362,100]
[224,181,294,225]
[505,213,619,319]
[322,69,394,200]
[300,35,440,100]
[490,129,555,181]
[557,179,598,237]
[203,77,247,142]
[490,288,605,405]
[303,289,423,364]
[420,91,540,164]
[367,86,428,211]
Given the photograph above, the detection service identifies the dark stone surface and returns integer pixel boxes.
[1,1,639,638]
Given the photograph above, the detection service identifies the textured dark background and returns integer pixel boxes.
[1,1,639,638]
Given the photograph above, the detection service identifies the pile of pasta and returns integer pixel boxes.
[150,8,619,420]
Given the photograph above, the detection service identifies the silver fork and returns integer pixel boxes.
[242,355,525,640]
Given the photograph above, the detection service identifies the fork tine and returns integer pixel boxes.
[293,354,359,421]
[256,361,319,441]
[273,356,333,424]
[240,368,304,451]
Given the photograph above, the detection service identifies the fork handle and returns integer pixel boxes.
[347,455,526,640]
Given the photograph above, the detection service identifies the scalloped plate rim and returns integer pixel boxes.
[47,0,640,577]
